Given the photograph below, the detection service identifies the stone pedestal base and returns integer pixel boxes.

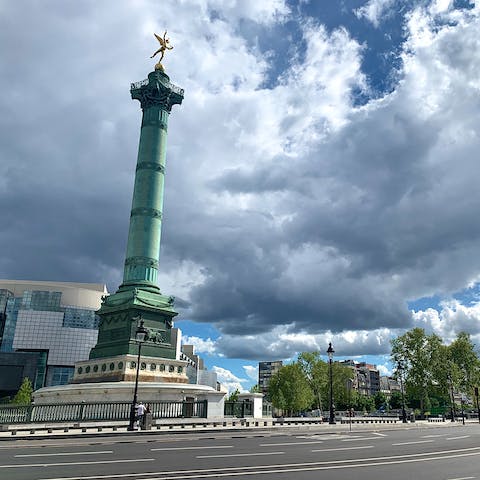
[70,354,191,384]
[33,381,226,418]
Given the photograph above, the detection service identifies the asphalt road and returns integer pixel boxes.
[1,424,480,480]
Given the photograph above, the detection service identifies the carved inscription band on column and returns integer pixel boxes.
[136,162,165,174]
[124,257,159,268]
[130,207,163,219]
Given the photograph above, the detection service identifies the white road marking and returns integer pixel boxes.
[0,458,154,469]
[37,446,480,480]
[341,437,382,442]
[447,477,475,480]
[0,441,118,450]
[392,440,434,446]
[144,453,480,479]
[260,440,324,446]
[311,446,374,452]
[40,451,480,480]
[422,434,447,438]
[372,432,387,437]
[15,451,113,458]
[151,445,233,451]
[197,451,285,459]
[446,436,470,441]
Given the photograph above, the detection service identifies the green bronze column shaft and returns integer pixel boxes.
[89,52,184,361]
[120,70,184,292]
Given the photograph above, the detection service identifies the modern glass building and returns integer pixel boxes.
[0,280,107,397]
[258,360,283,400]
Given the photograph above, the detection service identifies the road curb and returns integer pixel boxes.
[0,420,471,442]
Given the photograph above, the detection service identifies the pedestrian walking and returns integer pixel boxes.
[136,401,146,429]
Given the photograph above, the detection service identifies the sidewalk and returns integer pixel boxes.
[1,417,476,441]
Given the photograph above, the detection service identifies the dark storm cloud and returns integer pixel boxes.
[1,0,480,361]
[0,1,149,289]
[161,3,480,344]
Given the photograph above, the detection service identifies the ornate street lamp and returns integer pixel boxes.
[475,387,480,425]
[327,342,335,425]
[447,370,456,422]
[397,360,408,423]
[127,316,148,431]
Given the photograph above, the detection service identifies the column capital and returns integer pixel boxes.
[130,70,184,111]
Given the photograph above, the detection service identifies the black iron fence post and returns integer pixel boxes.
[78,401,86,422]
[26,403,34,423]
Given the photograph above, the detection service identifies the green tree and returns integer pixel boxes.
[431,344,458,414]
[351,392,375,413]
[226,388,240,402]
[389,390,403,409]
[269,363,314,416]
[325,363,355,410]
[297,352,355,412]
[448,332,480,393]
[428,333,480,415]
[374,391,388,410]
[12,377,33,405]
[249,384,261,393]
[297,351,326,413]
[391,327,443,414]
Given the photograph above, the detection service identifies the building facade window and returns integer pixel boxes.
[48,366,74,386]
[0,282,104,396]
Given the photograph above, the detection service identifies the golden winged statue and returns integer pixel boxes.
[150,31,174,71]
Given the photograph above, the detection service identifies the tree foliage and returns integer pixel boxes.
[297,351,325,411]
[226,388,240,402]
[449,332,480,392]
[326,363,355,410]
[391,328,480,414]
[269,353,354,415]
[268,363,313,416]
[12,377,33,405]
[266,329,480,419]
[351,391,375,413]
[391,327,443,414]
[389,391,403,409]
[374,391,388,410]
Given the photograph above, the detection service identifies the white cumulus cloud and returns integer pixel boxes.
[243,365,258,382]
[354,0,395,27]
[182,336,217,355]
[212,366,248,393]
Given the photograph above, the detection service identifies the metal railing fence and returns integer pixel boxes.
[224,400,253,418]
[262,401,273,418]
[0,400,208,424]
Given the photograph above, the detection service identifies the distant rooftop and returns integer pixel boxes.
[0,279,108,309]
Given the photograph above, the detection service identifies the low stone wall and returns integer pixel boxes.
[340,416,398,424]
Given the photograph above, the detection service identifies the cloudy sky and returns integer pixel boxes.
[1,0,480,391]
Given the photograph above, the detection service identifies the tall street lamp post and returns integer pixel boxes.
[397,360,408,423]
[346,378,353,432]
[127,316,148,431]
[475,387,480,424]
[327,343,335,425]
[448,371,456,422]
